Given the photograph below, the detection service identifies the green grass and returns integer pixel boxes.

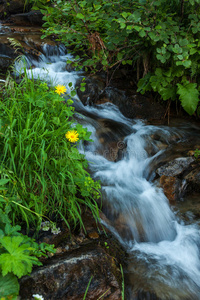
[0,73,101,233]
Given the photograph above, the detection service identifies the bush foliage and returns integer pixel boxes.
[32,0,200,115]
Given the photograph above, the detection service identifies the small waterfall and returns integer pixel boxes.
[17,46,200,299]
[14,44,81,91]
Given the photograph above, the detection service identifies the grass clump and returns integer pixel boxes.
[0,74,101,232]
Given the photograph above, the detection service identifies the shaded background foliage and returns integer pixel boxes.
[32,0,200,115]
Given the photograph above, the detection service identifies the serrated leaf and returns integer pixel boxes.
[159,86,176,100]
[177,83,199,115]
[0,236,41,278]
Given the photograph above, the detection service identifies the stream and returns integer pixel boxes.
[14,45,200,299]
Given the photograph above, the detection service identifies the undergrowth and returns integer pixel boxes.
[0,72,101,299]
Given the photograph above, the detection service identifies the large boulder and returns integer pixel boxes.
[19,243,123,300]
[19,210,126,300]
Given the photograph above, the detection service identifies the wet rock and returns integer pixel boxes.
[156,157,195,177]
[98,88,165,120]
[76,76,105,105]
[77,76,165,121]
[0,0,27,19]
[184,166,200,190]
[6,11,44,26]
[175,193,200,223]
[19,243,123,300]
[0,55,13,70]
[0,23,56,71]
[159,175,181,204]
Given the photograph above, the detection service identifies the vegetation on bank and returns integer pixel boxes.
[32,0,200,116]
[0,74,101,298]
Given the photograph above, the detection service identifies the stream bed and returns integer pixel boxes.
[14,45,200,300]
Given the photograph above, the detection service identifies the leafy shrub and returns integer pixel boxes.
[0,74,101,232]
[0,178,55,299]
[32,0,200,115]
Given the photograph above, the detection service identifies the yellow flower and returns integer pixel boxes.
[65,130,79,143]
[55,85,67,95]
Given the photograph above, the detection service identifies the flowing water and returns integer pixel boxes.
[15,45,200,299]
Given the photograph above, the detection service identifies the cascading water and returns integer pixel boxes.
[15,45,200,299]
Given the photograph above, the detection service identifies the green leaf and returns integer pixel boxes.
[159,86,176,100]
[177,83,199,115]
[120,23,126,29]
[190,48,197,55]
[68,148,80,159]
[182,60,192,68]
[80,87,86,92]
[52,117,60,126]
[177,54,183,60]
[139,30,146,37]
[156,54,166,63]
[0,272,19,297]
[0,179,10,186]
[0,236,41,278]
[76,13,84,19]
[179,39,188,46]
[121,12,128,19]
[70,90,77,97]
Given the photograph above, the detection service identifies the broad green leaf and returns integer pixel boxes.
[70,90,77,97]
[177,55,183,60]
[159,86,176,100]
[0,236,41,278]
[76,13,84,19]
[177,83,199,115]
[0,273,19,297]
[0,179,10,186]
[190,48,197,55]
[182,60,192,68]
[139,30,146,38]
[121,12,128,19]
[179,39,188,46]
[120,23,126,29]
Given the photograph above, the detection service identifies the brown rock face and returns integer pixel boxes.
[19,243,122,300]
[159,175,181,204]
